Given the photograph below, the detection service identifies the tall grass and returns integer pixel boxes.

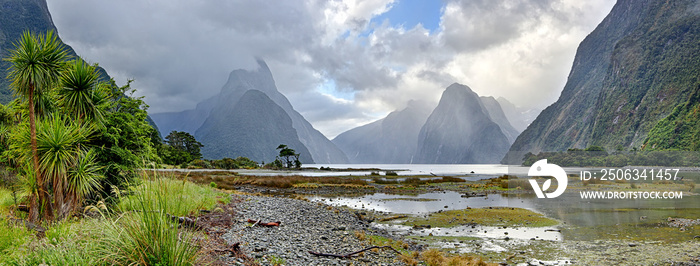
[0,219,102,265]
[0,172,228,265]
[118,175,229,217]
[0,187,17,213]
[98,175,217,265]
[0,221,32,264]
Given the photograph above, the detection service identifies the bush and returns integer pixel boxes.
[211,157,258,169]
[187,159,212,169]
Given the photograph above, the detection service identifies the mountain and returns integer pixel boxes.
[152,60,349,163]
[415,83,511,164]
[0,0,110,103]
[643,84,700,150]
[506,0,700,162]
[496,97,541,133]
[0,0,161,133]
[196,90,312,162]
[332,100,433,164]
[480,96,519,143]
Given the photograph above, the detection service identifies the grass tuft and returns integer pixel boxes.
[99,176,202,265]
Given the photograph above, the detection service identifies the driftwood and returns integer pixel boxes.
[167,213,201,230]
[247,219,281,227]
[213,242,241,255]
[544,229,561,232]
[308,245,401,259]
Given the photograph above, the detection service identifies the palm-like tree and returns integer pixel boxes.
[5,31,68,222]
[9,115,101,220]
[35,115,99,219]
[58,60,105,123]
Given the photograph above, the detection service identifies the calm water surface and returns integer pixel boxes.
[305,164,699,241]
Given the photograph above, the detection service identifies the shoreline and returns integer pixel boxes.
[217,191,700,265]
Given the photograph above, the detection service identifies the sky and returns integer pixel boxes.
[46,0,616,139]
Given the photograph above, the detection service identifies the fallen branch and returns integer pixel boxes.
[247,219,280,227]
[213,242,241,255]
[308,245,401,259]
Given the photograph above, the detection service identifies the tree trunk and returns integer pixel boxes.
[29,86,52,222]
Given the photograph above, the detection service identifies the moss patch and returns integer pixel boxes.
[401,207,558,228]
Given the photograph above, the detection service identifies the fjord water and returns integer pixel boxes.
[305,163,523,176]
[305,164,699,241]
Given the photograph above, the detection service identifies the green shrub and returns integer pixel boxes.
[187,159,212,169]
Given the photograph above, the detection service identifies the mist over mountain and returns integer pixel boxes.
[196,90,312,162]
[506,0,700,163]
[333,84,518,164]
[332,100,433,164]
[480,96,519,144]
[151,60,349,163]
[496,97,541,133]
[415,83,511,164]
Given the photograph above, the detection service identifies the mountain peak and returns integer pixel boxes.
[153,60,349,163]
[415,83,511,164]
[445,83,473,94]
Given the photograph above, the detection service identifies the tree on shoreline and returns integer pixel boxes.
[276,144,301,169]
[160,131,203,165]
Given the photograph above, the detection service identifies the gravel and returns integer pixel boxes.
[222,194,407,266]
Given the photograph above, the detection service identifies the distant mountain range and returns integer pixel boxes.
[505,0,700,163]
[17,0,697,166]
[333,100,433,164]
[334,83,521,164]
[151,60,349,163]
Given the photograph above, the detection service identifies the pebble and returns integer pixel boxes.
[222,195,404,266]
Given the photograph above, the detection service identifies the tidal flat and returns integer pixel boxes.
[171,167,699,265]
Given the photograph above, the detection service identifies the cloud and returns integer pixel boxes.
[46,0,615,138]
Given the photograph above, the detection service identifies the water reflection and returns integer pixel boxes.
[309,191,699,229]
[308,192,536,214]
